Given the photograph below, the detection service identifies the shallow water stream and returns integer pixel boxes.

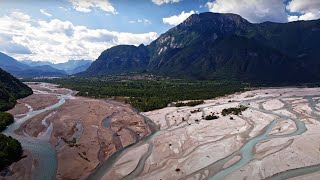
[3,83,73,180]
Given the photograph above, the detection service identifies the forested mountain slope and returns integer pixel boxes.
[83,13,320,83]
[0,68,32,111]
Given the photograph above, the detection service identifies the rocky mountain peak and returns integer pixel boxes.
[83,13,320,82]
[180,12,249,27]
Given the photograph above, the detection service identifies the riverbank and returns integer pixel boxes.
[1,83,155,180]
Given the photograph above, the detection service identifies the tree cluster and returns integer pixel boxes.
[175,100,204,107]
[0,112,14,131]
[221,105,248,116]
[0,134,23,170]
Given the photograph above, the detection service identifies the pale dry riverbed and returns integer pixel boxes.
[1,82,156,180]
[93,87,320,180]
[2,84,320,180]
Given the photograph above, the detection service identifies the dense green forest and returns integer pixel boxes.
[0,68,33,111]
[41,78,246,111]
[0,69,28,170]
[0,112,14,132]
[0,134,23,170]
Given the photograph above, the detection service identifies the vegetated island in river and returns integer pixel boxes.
[38,77,246,112]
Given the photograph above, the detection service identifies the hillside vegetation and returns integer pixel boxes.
[0,134,23,170]
[0,112,14,132]
[0,68,33,111]
[0,68,29,170]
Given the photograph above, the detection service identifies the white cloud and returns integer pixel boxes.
[129,19,152,25]
[163,10,196,26]
[69,0,117,14]
[40,9,52,17]
[287,0,320,12]
[206,0,288,23]
[288,15,299,22]
[0,40,32,55]
[152,0,181,6]
[298,11,320,20]
[0,11,158,63]
[143,19,152,24]
[287,0,320,21]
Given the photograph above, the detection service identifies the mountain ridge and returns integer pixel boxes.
[22,59,92,75]
[81,12,320,83]
[0,52,67,78]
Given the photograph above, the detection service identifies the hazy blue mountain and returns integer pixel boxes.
[0,52,30,72]
[69,61,92,74]
[83,12,320,83]
[51,60,92,74]
[21,60,52,67]
[0,52,66,78]
[22,59,92,74]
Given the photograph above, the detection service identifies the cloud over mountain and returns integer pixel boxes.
[163,10,196,26]
[206,0,288,23]
[0,11,158,63]
[287,0,320,21]
[0,0,318,64]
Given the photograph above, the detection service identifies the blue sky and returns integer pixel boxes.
[0,0,319,63]
[0,0,205,35]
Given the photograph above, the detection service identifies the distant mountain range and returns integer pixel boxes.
[21,60,92,75]
[82,12,320,83]
[0,68,32,111]
[0,52,92,78]
[0,52,66,78]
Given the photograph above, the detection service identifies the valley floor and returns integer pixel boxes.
[99,87,320,180]
[2,83,320,180]
[2,83,155,180]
